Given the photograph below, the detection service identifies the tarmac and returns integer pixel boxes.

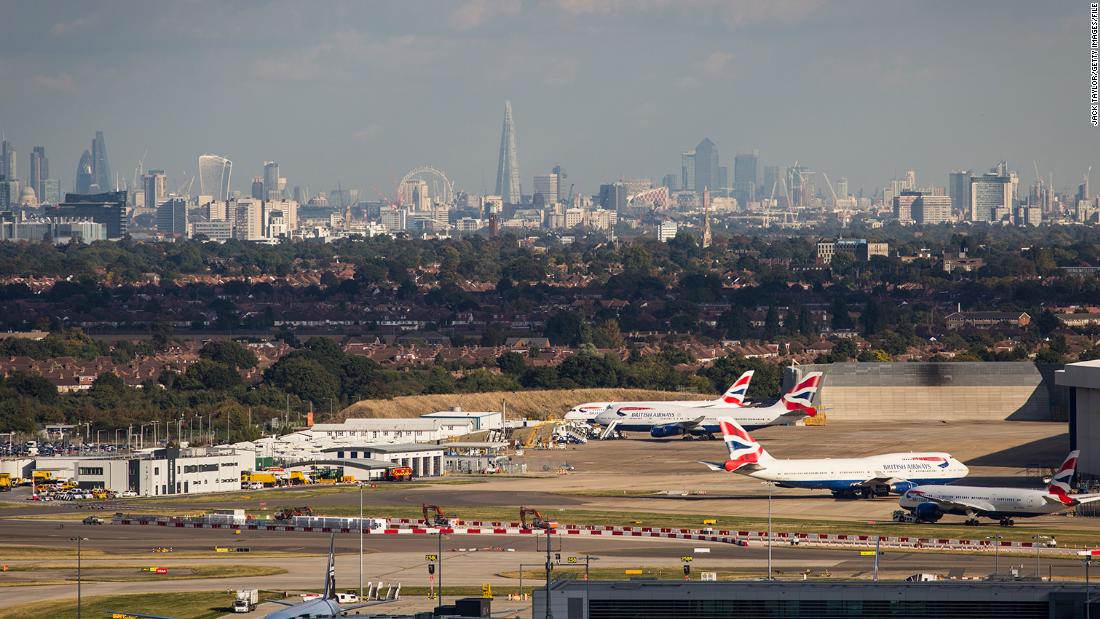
[0,419,1088,617]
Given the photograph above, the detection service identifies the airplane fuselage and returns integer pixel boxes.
[596,401,796,432]
[899,485,1070,519]
[739,453,969,492]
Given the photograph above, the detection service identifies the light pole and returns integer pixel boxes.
[71,536,88,619]
[986,535,1003,578]
[189,416,193,445]
[359,483,364,600]
[762,481,775,580]
[437,530,445,609]
[1034,535,1050,580]
[1086,559,1092,619]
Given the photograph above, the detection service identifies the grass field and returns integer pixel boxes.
[2,564,287,582]
[0,590,287,619]
[339,388,705,420]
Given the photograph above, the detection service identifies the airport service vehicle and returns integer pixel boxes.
[565,371,756,421]
[386,466,413,481]
[595,372,823,438]
[0,473,11,492]
[422,503,451,526]
[82,516,104,525]
[701,417,969,498]
[519,506,558,530]
[233,589,259,613]
[273,506,313,520]
[898,450,1100,526]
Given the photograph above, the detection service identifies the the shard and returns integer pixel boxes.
[494,100,521,205]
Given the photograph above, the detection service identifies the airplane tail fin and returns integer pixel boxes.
[717,417,770,471]
[781,371,823,417]
[323,532,337,599]
[717,370,755,406]
[1048,450,1080,505]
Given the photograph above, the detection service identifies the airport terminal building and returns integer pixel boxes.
[535,580,1093,619]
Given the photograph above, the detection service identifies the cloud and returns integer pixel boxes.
[549,0,823,28]
[702,51,733,77]
[451,0,522,31]
[32,73,76,93]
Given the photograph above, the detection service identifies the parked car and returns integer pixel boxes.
[82,516,104,525]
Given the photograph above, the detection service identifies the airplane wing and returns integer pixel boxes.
[341,600,396,611]
[267,600,298,607]
[680,416,706,430]
[699,460,726,471]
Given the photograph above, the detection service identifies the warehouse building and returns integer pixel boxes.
[31,447,243,496]
[535,580,1092,619]
[1056,359,1100,479]
[421,409,504,431]
[309,418,473,443]
[323,443,445,478]
[787,362,1055,422]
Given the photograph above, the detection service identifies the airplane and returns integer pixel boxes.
[112,534,394,619]
[564,370,756,422]
[701,417,969,498]
[898,450,1100,526]
[593,372,822,438]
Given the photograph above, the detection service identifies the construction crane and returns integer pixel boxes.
[422,503,451,527]
[519,506,558,530]
[821,172,839,207]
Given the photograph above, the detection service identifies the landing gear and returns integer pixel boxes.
[998,518,1015,527]
[964,518,981,526]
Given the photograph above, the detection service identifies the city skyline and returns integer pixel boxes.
[0,1,1093,198]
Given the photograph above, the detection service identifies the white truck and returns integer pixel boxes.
[233,589,259,613]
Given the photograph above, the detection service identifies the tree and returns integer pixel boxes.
[763,306,780,340]
[182,359,242,390]
[797,307,815,337]
[496,351,526,376]
[6,371,58,404]
[1034,310,1060,336]
[544,311,587,346]
[832,339,858,360]
[830,298,854,330]
[718,307,751,340]
[265,357,340,407]
[199,340,258,370]
[861,299,884,335]
[590,319,625,349]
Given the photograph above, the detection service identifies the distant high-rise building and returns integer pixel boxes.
[1,140,16,182]
[948,170,971,216]
[681,151,695,191]
[733,153,758,201]
[694,138,719,193]
[232,198,264,240]
[49,191,128,239]
[533,173,560,205]
[661,174,680,192]
[156,197,188,237]
[91,131,111,191]
[494,101,521,204]
[970,170,1013,222]
[198,154,232,201]
[41,179,60,205]
[836,177,849,200]
[29,147,47,201]
[143,169,167,212]
[75,150,94,193]
[251,176,265,200]
[263,161,280,200]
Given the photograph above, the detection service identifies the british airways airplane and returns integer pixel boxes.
[701,417,969,498]
[898,450,1100,526]
[563,371,756,422]
[593,372,822,438]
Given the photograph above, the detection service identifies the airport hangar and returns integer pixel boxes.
[1056,359,1100,478]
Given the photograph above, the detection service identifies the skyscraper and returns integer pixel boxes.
[198,154,232,201]
[948,170,971,216]
[694,138,719,193]
[251,176,264,200]
[681,151,695,192]
[91,131,111,191]
[263,161,280,200]
[970,170,1012,222]
[156,197,188,237]
[29,147,47,201]
[494,101,521,204]
[0,140,15,181]
[733,152,759,204]
[533,173,560,205]
[143,169,167,211]
[75,150,94,193]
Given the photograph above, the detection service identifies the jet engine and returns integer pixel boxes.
[650,424,685,438]
[913,502,943,523]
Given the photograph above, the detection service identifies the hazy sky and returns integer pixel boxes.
[0,1,1093,199]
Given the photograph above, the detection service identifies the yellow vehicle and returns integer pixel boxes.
[241,472,278,486]
[32,471,56,484]
[0,473,10,492]
[313,478,337,485]
[287,471,310,485]
[340,475,356,484]
[91,489,109,500]
[60,481,78,491]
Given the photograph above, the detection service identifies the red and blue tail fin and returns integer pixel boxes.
[718,371,755,406]
[1047,450,1079,505]
[718,417,769,471]
[781,371,822,417]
